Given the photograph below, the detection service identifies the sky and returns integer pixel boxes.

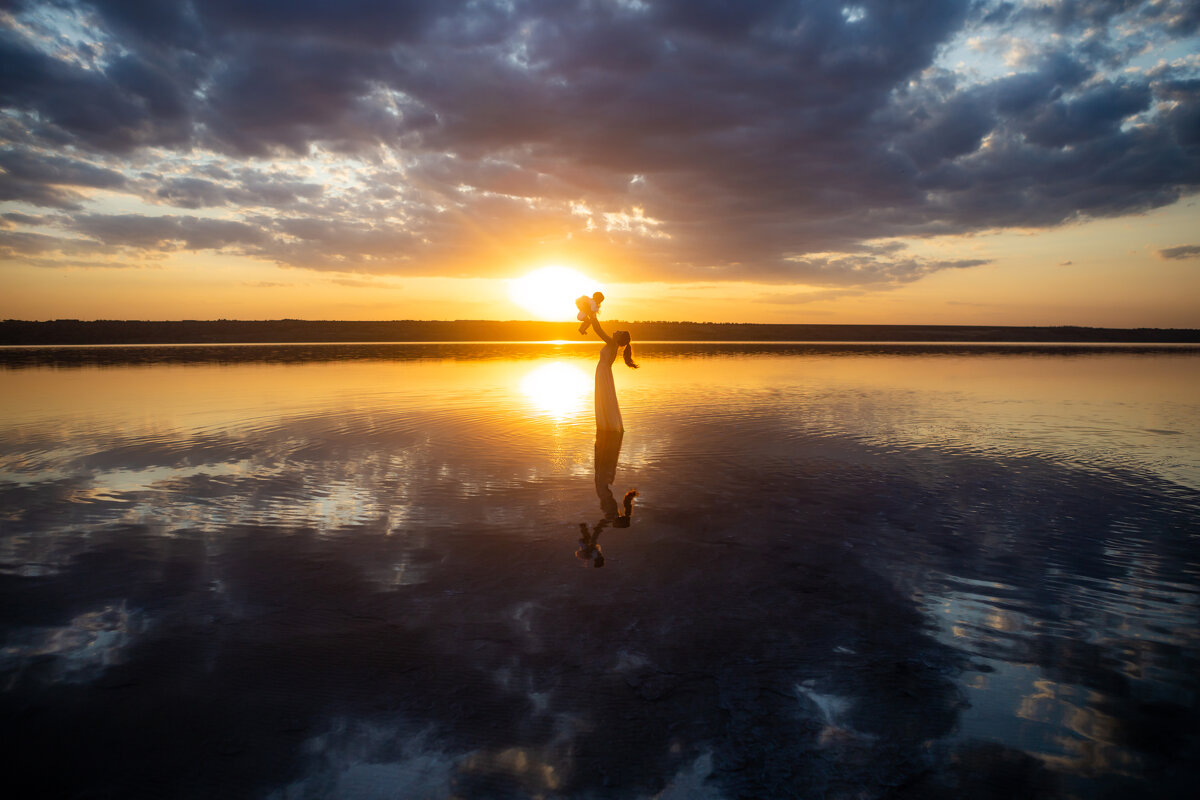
[1,0,1198,326]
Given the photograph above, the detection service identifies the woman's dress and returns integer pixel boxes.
[595,341,624,432]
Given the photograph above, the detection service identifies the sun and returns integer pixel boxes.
[508,266,601,321]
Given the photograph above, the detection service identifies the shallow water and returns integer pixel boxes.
[2,343,1198,798]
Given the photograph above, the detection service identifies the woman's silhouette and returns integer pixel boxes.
[588,316,637,432]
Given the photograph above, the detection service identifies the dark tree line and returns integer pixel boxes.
[3,319,1198,345]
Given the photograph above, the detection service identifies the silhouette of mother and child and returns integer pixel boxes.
[574,292,639,567]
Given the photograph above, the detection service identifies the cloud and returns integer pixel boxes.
[775,254,992,287]
[0,150,126,189]
[0,22,194,152]
[0,149,128,209]
[1157,244,1200,260]
[151,172,325,209]
[2,212,57,226]
[325,275,399,288]
[0,229,120,261]
[71,214,269,250]
[0,0,1197,288]
[757,288,867,305]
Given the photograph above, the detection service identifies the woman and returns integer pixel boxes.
[588,316,637,432]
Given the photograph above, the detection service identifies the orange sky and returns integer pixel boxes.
[4,199,1197,326]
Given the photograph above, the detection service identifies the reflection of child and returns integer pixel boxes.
[576,522,605,567]
[575,489,636,568]
[576,292,605,335]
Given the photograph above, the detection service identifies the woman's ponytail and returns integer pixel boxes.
[622,342,639,369]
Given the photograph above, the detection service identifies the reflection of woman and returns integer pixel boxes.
[588,316,638,432]
[576,431,637,568]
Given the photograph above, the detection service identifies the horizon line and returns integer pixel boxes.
[5,319,1200,331]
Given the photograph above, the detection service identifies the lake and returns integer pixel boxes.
[2,342,1198,799]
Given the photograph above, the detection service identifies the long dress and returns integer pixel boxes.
[594,430,624,516]
[595,341,624,432]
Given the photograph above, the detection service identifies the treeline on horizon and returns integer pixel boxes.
[3,319,1199,345]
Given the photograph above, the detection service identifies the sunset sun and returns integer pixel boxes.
[508,266,600,321]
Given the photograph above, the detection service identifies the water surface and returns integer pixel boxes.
[2,343,1198,798]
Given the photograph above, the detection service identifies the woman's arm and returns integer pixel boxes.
[590,315,614,344]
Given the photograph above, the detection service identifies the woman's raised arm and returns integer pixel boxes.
[590,315,614,345]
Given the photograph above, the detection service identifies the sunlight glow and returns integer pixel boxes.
[508,266,600,321]
[520,362,591,420]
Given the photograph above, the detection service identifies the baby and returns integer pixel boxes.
[576,291,605,335]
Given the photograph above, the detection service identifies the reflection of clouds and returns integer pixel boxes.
[0,401,590,553]
[795,682,877,751]
[91,460,255,494]
[0,484,972,798]
[267,723,458,800]
[461,747,563,795]
[892,465,1200,787]
[1,603,145,684]
[1016,678,1137,778]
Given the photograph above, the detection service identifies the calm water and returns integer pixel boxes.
[2,343,1198,799]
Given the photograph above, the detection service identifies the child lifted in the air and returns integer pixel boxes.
[576,291,605,335]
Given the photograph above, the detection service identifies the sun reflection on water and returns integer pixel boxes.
[519,361,591,420]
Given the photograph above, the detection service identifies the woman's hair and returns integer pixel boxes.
[614,331,639,368]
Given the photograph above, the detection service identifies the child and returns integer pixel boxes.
[576,291,605,335]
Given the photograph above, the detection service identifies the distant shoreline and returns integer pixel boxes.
[2,319,1198,345]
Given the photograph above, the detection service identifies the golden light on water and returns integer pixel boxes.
[520,361,591,419]
[507,266,601,321]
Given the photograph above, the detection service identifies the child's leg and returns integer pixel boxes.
[579,317,591,334]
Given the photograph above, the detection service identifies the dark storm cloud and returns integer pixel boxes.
[0,0,1198,285]
[198,39,403,156]
[1010,0,1200,34]
[1020,80,1151,148]
[0,25,194,152]
[198,0,468,45]
[0,151,126,189]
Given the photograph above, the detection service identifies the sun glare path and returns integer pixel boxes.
[520,362,591,420]
[508,266,601,321]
